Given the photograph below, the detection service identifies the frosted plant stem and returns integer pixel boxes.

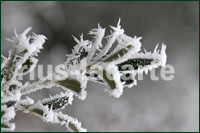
[17,104,86,132]
[1,45,17,90]
[20,78,55,96]
[1,19,167,132]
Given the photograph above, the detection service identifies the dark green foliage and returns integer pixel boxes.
[79,47,88,61]
[8,85,17,92]
[1,67,7,81]
[31,108,44,116]
[19,58,33,73]
[100,70,116,90]
[104,45,132,62]
[57,78,82,94]
[101,41,118,60]
[1,111,5,117]
[18,49,28,56]
[58,117,79,132]
[118,58,153,71]
[42,97,69,111]
[2,101,16,108]
[69,122,79,132]
[1,123,9,128]
[67,47,88,68]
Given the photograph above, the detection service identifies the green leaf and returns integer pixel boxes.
[69,122,79,132]
[18,57,37,75]
[14,49,28,61]
[21,58,33,73]
[18,49,28,56]
[99,70,116,90]
[31,108,44,116]
[101,41,118,60]
[1,122,15,131]
[56,78,82,94]
[9,84,17,91]
[1,123,9,128]
[1,101,16,108]
[1,67,7,81]
[117,58,154,71]
[58,116,80,132]
[104,45,132,62]
[79,47,88,60]
[67,46,88,68]
[42,97,69,111]
[86,70,118,90]
[1,111,5,118]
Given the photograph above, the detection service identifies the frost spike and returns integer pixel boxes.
[1,54,7,61]
[14,28,18,37]
[160,44,167,66]
[117,18,121,28]
[5,38,14,43]
[21,27,32,37]
[154,43,159,53]
[72,35,80,44]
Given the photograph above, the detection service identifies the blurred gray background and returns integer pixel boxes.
[1,1,199,132]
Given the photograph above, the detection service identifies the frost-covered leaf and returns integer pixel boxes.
[1,122,15,131]
[57,112,86,132]
[101,70,116,90]
[117,58,154,71]
[86,71,104,84]
[1,106,16,122]
[98,64,124,98]
[94,19,125,62]
[103,45,132,62]
[18,57,38,75]
[55,74,87,100]
[1,88,21,107]
[87,71,136,88]
[1,106,16,131]
[1,101,17,108]
[41,92,73,111]
[56,79,82,95]
[1,67,7,81]
[8,84,17,92]
[1,27,46,91]
[116,44,167,74]
[101,41,119,60]
[87,24,105,61]
[65,35,91,69]
[66,46,88,69]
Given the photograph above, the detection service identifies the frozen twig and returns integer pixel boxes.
[1,19,166,132]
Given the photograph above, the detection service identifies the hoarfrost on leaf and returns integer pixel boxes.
[1,19,166,132]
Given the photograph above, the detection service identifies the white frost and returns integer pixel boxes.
[1,20,167,132]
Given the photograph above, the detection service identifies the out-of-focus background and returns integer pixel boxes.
[1,1,199,132]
